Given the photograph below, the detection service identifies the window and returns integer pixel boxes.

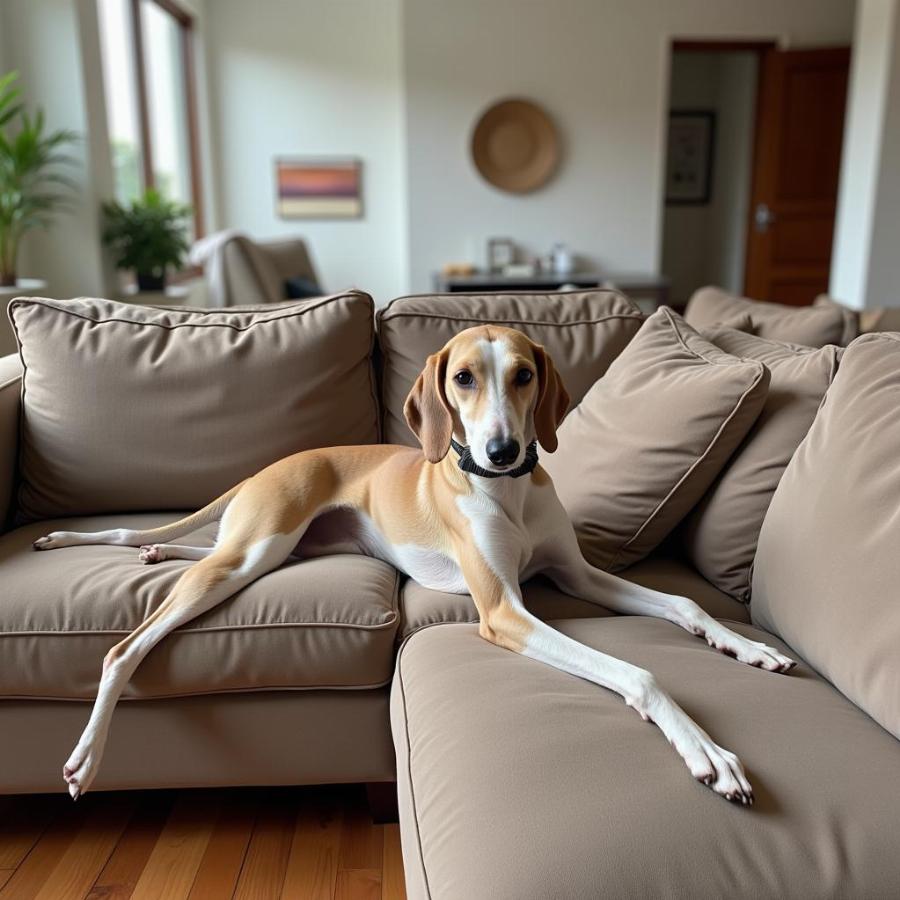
[98,0,204,237]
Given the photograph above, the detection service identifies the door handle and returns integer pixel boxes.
[754,203,776,233]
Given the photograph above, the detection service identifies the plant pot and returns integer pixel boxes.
[136,272,166,292]
[0,273,15,288]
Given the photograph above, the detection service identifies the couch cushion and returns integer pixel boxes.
[544,308,769,571]
[0,514,399,700]
[9,293,379,521]
[752,333,900,739]
[393,617,900,900]
[376,289,643,445]
[399,555,748,638]
[684,286,855,347]
[681,328,840,601]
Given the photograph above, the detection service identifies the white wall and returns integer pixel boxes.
[832,0,900,308]
[402,0,854,292]
[204,0,408,306]
[662,52,757,305]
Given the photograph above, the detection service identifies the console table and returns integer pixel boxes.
[431,271,671,311]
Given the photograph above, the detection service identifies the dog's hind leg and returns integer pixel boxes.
[138,543,214,564]
[33,481,245,552]
[62,520,304,798]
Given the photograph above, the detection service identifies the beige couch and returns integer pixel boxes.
[2,289,899,898]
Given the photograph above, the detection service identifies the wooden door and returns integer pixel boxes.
[744,47,850,305]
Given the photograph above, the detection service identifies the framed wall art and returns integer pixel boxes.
[275,158,363,219]
[665,111,716,205]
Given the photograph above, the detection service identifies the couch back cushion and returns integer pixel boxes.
[681,327,840,601]
[752,333,900,739]
[10,293,379,521]
[684,286,857,347]
[376,290,643,446]
[543,308,770,571]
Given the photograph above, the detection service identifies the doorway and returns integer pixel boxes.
[661,41,850,309]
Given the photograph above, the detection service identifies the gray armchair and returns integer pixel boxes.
[195,233,321,307]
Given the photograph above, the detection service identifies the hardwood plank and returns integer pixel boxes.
[280,789,342,900]
[381,824,406,900]
[130,792,220,900]
[338,788,383,871]
[232,790,296,900]
[0,795,92,899]
[0,872,13,892]
[86,791,174,900]
[187,790,258,900]
[33,796,135,900]
[335,869,381,900]
[0,794,64,868]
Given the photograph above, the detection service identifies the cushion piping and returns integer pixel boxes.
[1,677,395,703]
[378,287,642,321]
[0,561,401,637]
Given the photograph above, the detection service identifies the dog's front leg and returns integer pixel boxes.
[533,502,794,674]
[456,539,753,804]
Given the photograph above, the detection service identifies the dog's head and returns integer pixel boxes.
[403,325,570,471]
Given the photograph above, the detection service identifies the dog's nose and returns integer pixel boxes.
[486,438,520,467]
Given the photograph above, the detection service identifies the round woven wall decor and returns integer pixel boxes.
[471,98,560,193]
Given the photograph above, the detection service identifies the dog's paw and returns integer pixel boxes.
[138,544,164,565]
[33,532,66,551]
[63,742,99,800]
[686,739,754,805]
[703,625,795,674]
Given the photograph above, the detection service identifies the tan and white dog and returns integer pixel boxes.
[34,325,794,803]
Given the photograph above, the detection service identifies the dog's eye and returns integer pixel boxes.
[454,370,474,387]
[515,368,533,386]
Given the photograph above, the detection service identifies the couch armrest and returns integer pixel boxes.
[0,353,22,530]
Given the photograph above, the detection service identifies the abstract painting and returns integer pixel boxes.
[275,158,363,218]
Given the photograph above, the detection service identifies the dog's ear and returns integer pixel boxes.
[404,348,453,463]
[530,341,570,453]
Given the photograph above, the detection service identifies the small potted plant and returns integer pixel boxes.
[102,188,191,292]
[0,71,78,287]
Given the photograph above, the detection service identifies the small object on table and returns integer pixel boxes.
[441,262,477,278]
[552,243,574,275]
[503,262,537,278]
[487,238,516,273]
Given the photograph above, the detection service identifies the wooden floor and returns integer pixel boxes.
[0,784,406,899]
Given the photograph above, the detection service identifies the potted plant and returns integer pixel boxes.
[0,71,78,287]
[102,188,191,292]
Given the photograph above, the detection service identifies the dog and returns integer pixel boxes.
[34,324,794,802]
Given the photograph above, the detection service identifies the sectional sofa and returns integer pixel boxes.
[1,287,898,898]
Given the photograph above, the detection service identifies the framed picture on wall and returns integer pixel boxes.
[275,157,363,218]
[665,111,716,205]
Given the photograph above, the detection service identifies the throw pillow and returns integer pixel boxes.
[543,308,769,571]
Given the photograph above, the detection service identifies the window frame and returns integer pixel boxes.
[128,0,205,238]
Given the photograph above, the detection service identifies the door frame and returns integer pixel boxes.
[663,39,777,301]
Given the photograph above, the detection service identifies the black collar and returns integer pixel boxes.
[450,439,539,479]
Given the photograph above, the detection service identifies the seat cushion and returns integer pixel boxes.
[0,515,399,700]
[544,308,769,571]
[684,286,856,347]
[376,289,643,445]
[681,328,840,601]
[393,617,900,900]
[9,293,379,521]
[399,554,748,639]
[753,333,900,740]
